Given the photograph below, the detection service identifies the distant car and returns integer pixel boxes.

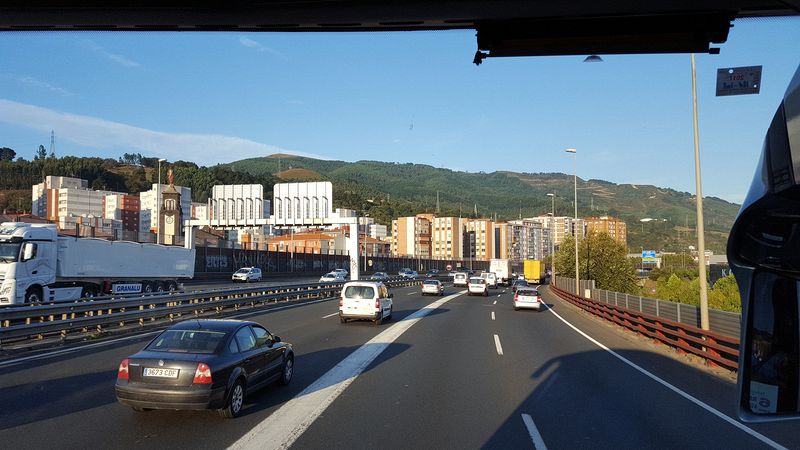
[115,319,294,419]
[421,279,444,296]
[333,268,349,277]
[370,272,390,281]
[232,267,262,283]
[480,271,498,289]
[512,279,529,292]
[467,277,488,296]
[400,270,418,279]
[453,272,468,287]
[339,281,393,325]
[425,269,440,278]
[320,272,347,283]
[514,288,542,311]
[398,268,413,276]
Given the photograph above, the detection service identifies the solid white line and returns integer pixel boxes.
[543,304,788,450]
[521,414,549,450]
[491,311,495,321]
[0,296,337,368]
[229,290,467,450]
[321,312,338,319]
[494,334,504,355]
[493,300,497,305]
[407,292,416,296]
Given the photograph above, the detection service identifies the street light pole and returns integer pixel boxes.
[566,148,579,295]
[691,53,710,330]
[547,193,555,286]
[156,158,166,245]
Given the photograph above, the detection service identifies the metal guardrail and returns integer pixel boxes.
[0,278,422,348]
[550,285,740,371]
[554,276,742,338]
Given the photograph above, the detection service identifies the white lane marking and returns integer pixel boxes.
[521,414,548,450]
[494,334,504,355]
[491,311,496,321]
[0,296,337,368]
[493,300,497,305]
[229,290,467,450]
[407,292,416,296]
[321,312,339,319]
[543,304,788,450]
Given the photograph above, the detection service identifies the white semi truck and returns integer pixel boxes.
[0,222,195,306]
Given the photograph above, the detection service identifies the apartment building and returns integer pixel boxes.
[464,218,495,261]
[391,215,432,258]
[103,193,140,232]
[431,216,466,259]
[586,215,628,245]
[508,219,548,262]
[529,215,585,248]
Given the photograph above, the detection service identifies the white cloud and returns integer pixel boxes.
[82,39,140,68]
[3,73,74,96]
[0,99,328,164]
[238,36,286,59]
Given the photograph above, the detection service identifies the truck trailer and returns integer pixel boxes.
[489,259,513,286]
[524,260,543,284]
[0,222,195,306]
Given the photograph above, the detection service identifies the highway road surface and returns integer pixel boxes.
[1,284,797,449]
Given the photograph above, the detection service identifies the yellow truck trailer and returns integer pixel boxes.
[523,260,543,284]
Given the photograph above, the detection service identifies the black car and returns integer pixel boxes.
[425,269,440,278]
[115,319,294,418]
[512,279,529,292]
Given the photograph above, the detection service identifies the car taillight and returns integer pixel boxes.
[375,298,381,309]
[535,296,541,303]
[339,296,344,307]
[117,358,129,380]
[193,362,213,384]
[514,293,519,301]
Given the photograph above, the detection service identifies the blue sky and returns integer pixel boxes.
[1,19,799,204]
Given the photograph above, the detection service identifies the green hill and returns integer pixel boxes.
[226,154,740,253]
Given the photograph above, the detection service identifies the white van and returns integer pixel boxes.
[480,271,498,289]
[339,281,393,325]
[453,272,468,287]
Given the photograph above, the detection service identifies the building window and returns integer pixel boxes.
[304,197,310,219]
[286,198,292,219]
[295,197,301,219]
[276,198,282,219]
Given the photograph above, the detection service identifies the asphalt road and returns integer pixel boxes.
[1,284,797,449]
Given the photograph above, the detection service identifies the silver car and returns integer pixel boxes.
[421,279,444,296]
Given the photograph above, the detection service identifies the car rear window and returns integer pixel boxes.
[147,330,227,353]
[423,280,439,285]
[470,278,485,284]
[517,289,539,296]
[344,286,376,299]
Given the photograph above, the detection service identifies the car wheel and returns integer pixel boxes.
[131,406,152,412]
[375,314,383,326]
[385,306,392,321]
[514,307,520,311]
[219,379,245,419]
[279,355,294,385]
[340,316,347,323]
[484,291,488,297]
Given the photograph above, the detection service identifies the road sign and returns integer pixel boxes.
[642,250,657,262]
[716,66,762,96]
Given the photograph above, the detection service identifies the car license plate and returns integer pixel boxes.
[143,367,179,378]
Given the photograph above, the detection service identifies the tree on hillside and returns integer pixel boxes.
[0,147,16,161]
[554,232,638,294]
[34,145,47,161]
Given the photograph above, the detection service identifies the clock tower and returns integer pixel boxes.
[159,169,182,245]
